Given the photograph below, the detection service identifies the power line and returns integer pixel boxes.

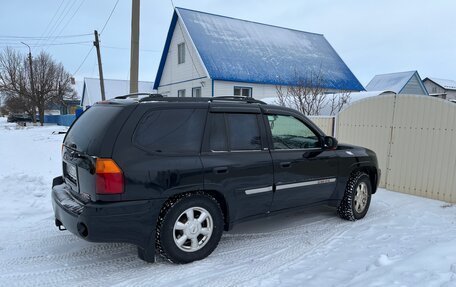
[43,0,80,50]
[35,0,65,46]
[102,45,160,52]
[47,0,87,48]
[100,0,120,34]
[72,46,94,76]
[71,0,121,78]
[44,1,76,44]
[0,33,91,39]
[0,41,92,47]
[38,0,73,46]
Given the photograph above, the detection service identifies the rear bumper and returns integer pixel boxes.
[51,176,163,259]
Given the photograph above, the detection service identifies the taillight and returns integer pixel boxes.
[95,158,124,194]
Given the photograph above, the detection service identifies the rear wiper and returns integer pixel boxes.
[67,149,96,174]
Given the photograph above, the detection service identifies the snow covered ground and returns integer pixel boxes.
[0,117,455,287]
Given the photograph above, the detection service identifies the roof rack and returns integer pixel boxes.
[115,93,163,100]
[210,96,266,104]
[118,95,267,104]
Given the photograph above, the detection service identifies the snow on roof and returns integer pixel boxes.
[365,71,419,93]
[155,8,364,91]
[81,78,155,107]
[425,77,456,91]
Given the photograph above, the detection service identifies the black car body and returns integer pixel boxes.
[52,96,380,263]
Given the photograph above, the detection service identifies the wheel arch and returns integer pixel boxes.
[158,189,231,231]
[350,165,378,194]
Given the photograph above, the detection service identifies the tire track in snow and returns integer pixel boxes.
[112,198,399,287]
[0,194,400,287]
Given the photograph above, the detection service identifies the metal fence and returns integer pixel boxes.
[336,94,456,203]
[308,116,335,136]
[43,115,76,126]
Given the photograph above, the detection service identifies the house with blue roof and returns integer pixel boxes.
[154,8,364,99]
[366,71,428,95]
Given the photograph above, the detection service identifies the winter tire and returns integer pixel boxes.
[337,171,372,221]
[156,193,224,264]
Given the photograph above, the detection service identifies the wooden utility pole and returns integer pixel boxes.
[129,0,140,94]
[93,30,106,101]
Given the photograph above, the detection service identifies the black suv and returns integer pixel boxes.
[52,95,380,264]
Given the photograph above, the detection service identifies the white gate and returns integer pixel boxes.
[337,94,456,203]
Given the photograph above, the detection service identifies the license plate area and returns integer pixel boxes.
[64,162,78,185]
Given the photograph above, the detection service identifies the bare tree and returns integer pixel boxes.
[0,47,75,125]
[275,67,351,116]
[328,90,351,116]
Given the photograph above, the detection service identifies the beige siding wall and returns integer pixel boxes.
[337,94,456,203]
[157,19,209,97]
[308,116,335,136]
[401,75,427,95]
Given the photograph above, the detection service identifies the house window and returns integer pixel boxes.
[178,89,186,97]
[178,43,185,64]
[234,86,252,97]
[192,87,202,97]
[432,87,437,93]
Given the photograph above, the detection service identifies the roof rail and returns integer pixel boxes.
[210,96,266,104]
[134,95,266,104]
[115,93,163,100]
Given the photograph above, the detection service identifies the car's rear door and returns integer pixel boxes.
[200,105,274,221]
[264,110,339,211]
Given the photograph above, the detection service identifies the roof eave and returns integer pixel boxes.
[153,11,179,89]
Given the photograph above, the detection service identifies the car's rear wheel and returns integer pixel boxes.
[156,193,224,264]
[337,171,372,221]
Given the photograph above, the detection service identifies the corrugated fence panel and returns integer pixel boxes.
[387,95,456,202]
[308,116,334,136]
[337,95,395,187]
[337,94,456,203]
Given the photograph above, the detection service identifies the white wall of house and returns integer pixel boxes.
[213,80,279,99]
[157,18,209,97]
[423,80,456,100]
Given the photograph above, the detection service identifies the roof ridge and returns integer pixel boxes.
[373,70,417,77]
[175,7,324,37]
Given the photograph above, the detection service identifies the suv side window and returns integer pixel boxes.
[267,114,321,149]
[208,113,261,151]
[227,113,261,151]
[134,108,206,153]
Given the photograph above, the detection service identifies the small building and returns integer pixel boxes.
[366,71,428,95]
[81,78,155,108]
[153,8,364,99]
[422,77,456,101]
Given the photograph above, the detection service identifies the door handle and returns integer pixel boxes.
[280,162,291,168]
[213,167,228,174]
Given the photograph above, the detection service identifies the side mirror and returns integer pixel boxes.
[324,136,338,149]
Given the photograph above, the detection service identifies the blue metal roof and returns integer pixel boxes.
[154,8,364,91]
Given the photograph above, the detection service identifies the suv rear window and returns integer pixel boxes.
[65,105,123,153]
[134,108,206,153]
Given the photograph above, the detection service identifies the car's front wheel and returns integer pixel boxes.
[338,171,372,221]
[156,193,224,264]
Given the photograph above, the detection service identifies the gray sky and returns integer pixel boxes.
[1,0,455,87]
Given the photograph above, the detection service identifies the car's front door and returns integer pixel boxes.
[265,112,339,211]
[200,108,274,221]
